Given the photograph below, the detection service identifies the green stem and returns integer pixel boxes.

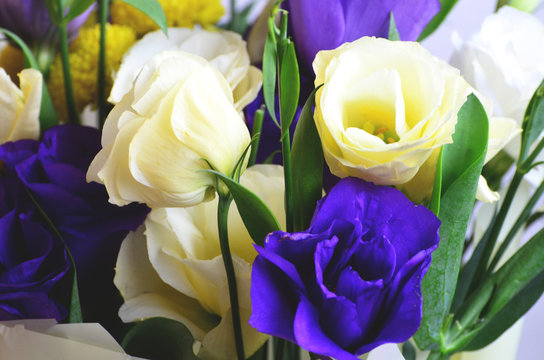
[58,22,79,124]
[281,131,294,232]
[427,350,449,360]
[274,338,284,360]
[98,0,109,129]
[249,108,264,167]
[470,170,524,289]
[488,179,544,272]
[217,193,245,360]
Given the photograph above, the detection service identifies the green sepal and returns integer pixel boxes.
[119,0,168,35]
[202,170,281,246]
[122,318,198,360]
[292,86,323,232]
[415,94,489,349]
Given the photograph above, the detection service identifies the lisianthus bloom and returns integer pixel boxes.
[0,68,41,143]
[114,165,285,360]
[88,51,252,208]
[287,0,441,72]
[313,37,471,202]
[47,24,136,122]
[109,27,262,112]
[0,125,149,328]
[250,178,440,359]
[0,0,93,46]
[110,0,224,36]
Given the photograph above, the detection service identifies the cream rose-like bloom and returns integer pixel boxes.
[114,164,285,360]
[109,27,262,112]
[87,51,251,208]
[0,68,42,143]
[313,36,472,202]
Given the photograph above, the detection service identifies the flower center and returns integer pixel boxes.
[361,121,399,144]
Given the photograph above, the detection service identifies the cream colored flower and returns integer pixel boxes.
[313,37,471,202]
[0,68,41,143]
[114,164,285,360]
[109,27,262,112]
[87,51,251,208]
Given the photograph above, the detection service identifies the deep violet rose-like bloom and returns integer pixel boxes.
[250,178,440,359]
[0,125,149,326]
[0,0,93,45]
[286,0,441,72]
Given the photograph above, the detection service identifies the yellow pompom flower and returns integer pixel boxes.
[110,0,225,36]
[47,24,136,122]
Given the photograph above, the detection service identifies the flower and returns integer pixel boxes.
[313,37,471,202]
[0,125,149,329]
[109,27,262,112]
[110,0,224,36]
[0,0,93,46]
[47,24,137,122]
[0,68,42,143]
[88,51,252,208]
[114,164,285,360]
[450,6,544,124]
[250,178,440,359]
[287,0,441,72]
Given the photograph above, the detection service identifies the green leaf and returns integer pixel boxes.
[519,78,544,167]
[203,170,281,245]
[122,318,198,360]
[461,228,544,351]
[279,41,300,136]
[64,0,96,22]
[263,21,278,127]
[292,86,323,232]
[388,12,401,41]
[415,94,488,350]
[418,0,459,41]
[429,148,443,216]
[119,0,168,35]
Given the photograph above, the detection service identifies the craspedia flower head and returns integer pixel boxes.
[46,24,136,122]
[0,44,24,83]
[110,0,225,36]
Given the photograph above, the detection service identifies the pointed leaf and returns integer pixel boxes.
[292,86,323,232]
[263,22,278,126]
[415,94,488,349]
[519,78,544,167]
[203,170,281,245]
[65,0,95,22]
[388,12,400,41]
[122,318,198,360]
[462,228,544,351]
[279,41,300,135]
[119,0,167,35]
[418,0,460,41]
[429,148,443,216]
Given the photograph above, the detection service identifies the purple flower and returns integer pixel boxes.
[0,0,93,46]
[286,0,441,72]
[0,125,149,328]
[250,178,440,359]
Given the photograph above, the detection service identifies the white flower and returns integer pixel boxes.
[109,27,262,112]
[114,164,285,360]
[0,68,41,143]
[87,51,251,208]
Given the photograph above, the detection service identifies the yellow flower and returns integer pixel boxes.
[47,24,136,122]
[0,68,42,143]
[313,37,471,202]
[110,0,225,36]
[114,165,284,360]
[0,44,24,83]
[87,51,251,208]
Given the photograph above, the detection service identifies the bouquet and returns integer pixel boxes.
[0,0,543,359]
